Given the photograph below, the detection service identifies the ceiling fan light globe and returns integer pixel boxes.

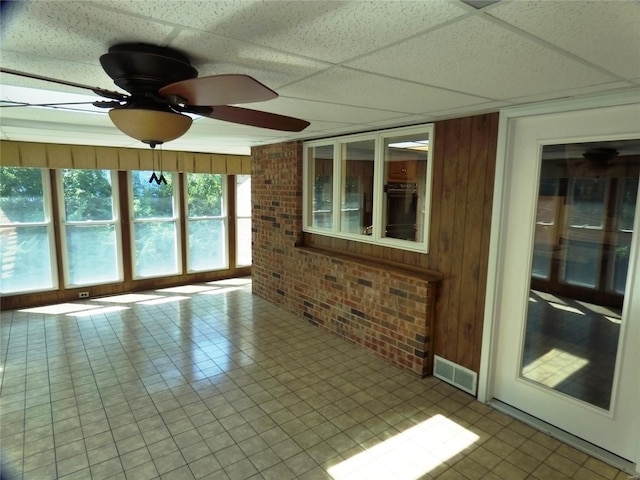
[108,108,192,144]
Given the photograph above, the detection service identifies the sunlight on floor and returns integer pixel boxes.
[523,348,589,388]
[327,414,478,480]
[20,303,102,314]
[157,285,219,294]
[67,305,130,317]
[95,293,163,303]
[548,302,584,315]
[207,277,252,286]
[199,286,243,295]
[138,295,191,305]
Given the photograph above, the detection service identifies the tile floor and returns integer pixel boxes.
[522,291,621,410]
[0,278,632,480]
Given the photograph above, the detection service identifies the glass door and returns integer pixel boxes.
[491,102,640,465]
[524,141,638,411]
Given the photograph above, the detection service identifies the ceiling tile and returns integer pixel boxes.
[505,81,637,106]
[1,1,175,62]
[346,16,617,100]
[1,0,638,153]
[170,32,330,89]
[280,67,489,114]
[487,0,640,79]
[107,0,467,63]
[246,97,422,125]
[0,51,121,94]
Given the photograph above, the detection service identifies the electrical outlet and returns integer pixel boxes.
[78,291,90,299]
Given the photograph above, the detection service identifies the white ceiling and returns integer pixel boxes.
[1,0,639,155]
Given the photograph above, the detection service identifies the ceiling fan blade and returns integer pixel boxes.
[0,68,128,101]
[159,75,278,106]
[200,105,310,132]
[1,101,110,108]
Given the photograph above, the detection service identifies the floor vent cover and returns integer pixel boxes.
[433,355,478,396]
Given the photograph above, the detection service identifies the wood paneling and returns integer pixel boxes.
[430,113,498,371]
[304,112,499,372]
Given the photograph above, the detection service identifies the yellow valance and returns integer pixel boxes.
[0,140,251,174]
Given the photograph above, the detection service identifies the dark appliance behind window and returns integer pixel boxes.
[385,182,417,240]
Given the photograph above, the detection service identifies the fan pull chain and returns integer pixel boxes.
[148,144,167,185]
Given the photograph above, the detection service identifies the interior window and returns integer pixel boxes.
[339,139,375,237]
[303,124,434,252]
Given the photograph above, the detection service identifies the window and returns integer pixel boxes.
[307,145,334,229]
[303,124,434,252]
[59,169,122,287]
[0,167,57,294]
[532,178,560,280]
[185,173,227,272]
[236,175,252,267]
[130,170,180,278]
[562,177,607,288]
[611,177,637,294]
[339,138,375,237]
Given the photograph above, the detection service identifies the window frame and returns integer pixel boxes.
[235,174,252,267]
[184,172,229,273]
[303,124,435,253]
[128,170,182,280]
[57,169,123,288]
[0,167,58,294]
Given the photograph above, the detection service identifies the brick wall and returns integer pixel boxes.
[251,141,439,376]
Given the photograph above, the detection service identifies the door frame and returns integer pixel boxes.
[478,90,640,472]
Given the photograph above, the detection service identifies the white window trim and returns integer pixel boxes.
[235,175,252,268]
[184,173,229,273]
[129,170,182,280]
[57,169,123,288]
[303,124,434,253]
[0,168,59,294]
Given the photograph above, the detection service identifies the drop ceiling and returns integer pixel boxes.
[1,0,639,155]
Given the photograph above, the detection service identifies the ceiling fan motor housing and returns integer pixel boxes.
[99,43,198,95]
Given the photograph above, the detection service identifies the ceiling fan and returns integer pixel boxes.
[0,42,310,146]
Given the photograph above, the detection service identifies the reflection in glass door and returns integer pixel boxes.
[523,140,639,410]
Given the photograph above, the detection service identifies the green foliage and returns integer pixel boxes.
[620,177,638,231]
[132,171,175,219]
[62,169,114,221]
[187,173,223,217]
[0,167,46,222]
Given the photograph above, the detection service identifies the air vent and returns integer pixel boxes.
[434,355,478,396]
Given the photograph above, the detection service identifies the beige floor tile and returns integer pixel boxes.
[0,278,631,480]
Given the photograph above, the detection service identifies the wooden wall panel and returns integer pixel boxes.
[456,115,491,368]
[473,112,499,371]
[434,119,460,362]
[446,116,472,361]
